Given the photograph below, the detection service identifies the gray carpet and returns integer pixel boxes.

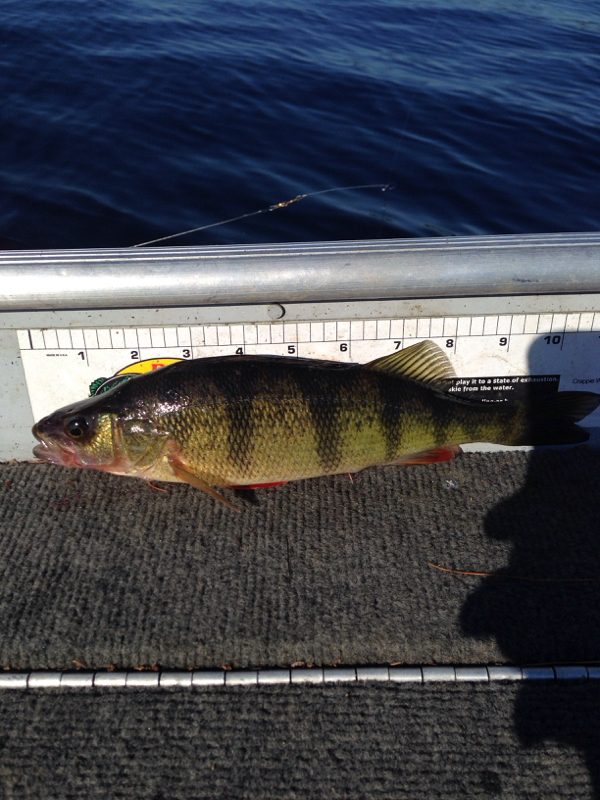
[1,451,599,670]
[1,451,599,798]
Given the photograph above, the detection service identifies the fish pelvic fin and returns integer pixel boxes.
[507,391,600,446]
[168,456,241,512]
[365,340,456,388]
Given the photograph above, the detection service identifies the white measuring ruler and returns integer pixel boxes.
[17,309,600,448]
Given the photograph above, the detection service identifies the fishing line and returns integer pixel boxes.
[133,183,393,247]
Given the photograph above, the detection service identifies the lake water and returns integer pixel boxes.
[1,0,599,249]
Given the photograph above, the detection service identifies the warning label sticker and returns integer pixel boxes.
[445,375,561,403]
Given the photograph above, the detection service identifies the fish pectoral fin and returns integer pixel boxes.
[394,445,462,465]
[167,457,241,512]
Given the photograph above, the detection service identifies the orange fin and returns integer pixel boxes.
[396,445,462,465]
[230,481,288,490]
[168,458,241,512]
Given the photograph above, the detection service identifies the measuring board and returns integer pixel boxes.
[17,309,600,450]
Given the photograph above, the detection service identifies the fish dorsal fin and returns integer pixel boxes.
[365,340,456,387]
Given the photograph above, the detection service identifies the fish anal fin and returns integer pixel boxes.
[395,445,462,465]
[230,481,288,490]
[168,458,241,512]
[366,340,456,387]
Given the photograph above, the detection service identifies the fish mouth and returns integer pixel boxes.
[32,437,81,468]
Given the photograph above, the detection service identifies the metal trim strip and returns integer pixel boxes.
[0,665,593,688]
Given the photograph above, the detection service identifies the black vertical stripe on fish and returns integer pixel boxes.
[432,393,452,447]
[376,373,405,462]
[213,363,257,475]
[296,367,347,473]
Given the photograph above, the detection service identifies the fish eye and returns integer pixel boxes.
[65,417,89,438]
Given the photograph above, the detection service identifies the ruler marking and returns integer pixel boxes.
[389,318,403,342]
[416,317,429,339]
[349,319,352,361]
[365,319,376,340]
[377,319,390,341]
[350,319,363,342]
[566,313,580,333]
[274,322,281,344]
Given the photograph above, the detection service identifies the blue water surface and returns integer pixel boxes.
[1,0,599,248]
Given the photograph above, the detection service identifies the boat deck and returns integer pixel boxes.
[1,450,598,796]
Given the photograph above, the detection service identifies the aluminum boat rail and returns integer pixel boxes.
[0,232,599,311]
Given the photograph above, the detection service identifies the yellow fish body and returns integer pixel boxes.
[32,341,600,510]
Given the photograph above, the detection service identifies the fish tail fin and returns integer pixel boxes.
[506,391,600,446]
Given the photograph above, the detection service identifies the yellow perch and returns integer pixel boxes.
[32,341,600,510]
